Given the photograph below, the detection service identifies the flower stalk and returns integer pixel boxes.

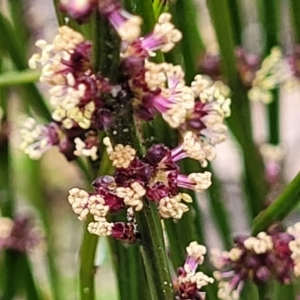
[252,171,300,235]
[205,0,268,218]
[290,0,300,43]
[259,0,280,145]
[0,69,40,86]
[79,215,99,300]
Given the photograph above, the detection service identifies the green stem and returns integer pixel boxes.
[205,0,239,84]
[109,236,151,300]
[135,202,174,300]
[241,281,259,300]
[22,159,62,300]
[258,283,269,300]
[174,0,205,83]
[152,0,168,19]
[109,239,134,300]
[8,0,29,47]
[0,69,40,86]
[290,0,300,43]
[79,150,113,300]
[0,120,14,217]
[206,0,268,218]
[268,89,280,145]
[259,0,279,53]
[79,215,99,300]
[52,0,66,26]
[93,13,120,81]
[252,171,300,235]
[227,0,242,46]
[123,0,156,34]
[3,251,41,300]
[259,0,280,145]
[23,256,42,300]
[206,165,233,249]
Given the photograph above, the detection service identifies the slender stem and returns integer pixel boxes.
[23,255,42,300]
[78,150,113,300]
[272,281,295,300]
[227,0,242,46]
[52,0,65,26]
[240,281,259,300]
[205,0,239,85]
[135,202,174,300]
[205,0,268,218]
[123,0,155,34]
[79,215,99,300]
[258,283,269,300]
[174,0,205,83]
[252,171,300,235]
[8,0,29,48]
[0,69,40,86]
[0,119,14,217]
[206,164,233,249]
[268,89,280,145]
[3,251,41,300]
[258,0,279,53]
[109,235,151,300]
[259,0,280,145]
[22,159,62,300]
[290,0,300,43]
[109,239,134,300]
[152,0,167,19]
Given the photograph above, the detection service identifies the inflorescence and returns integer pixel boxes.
[211,223,300,300]
[21,0,231,243]
[0,216,40,253]
[174,241,214,300]
[68,136,212,242]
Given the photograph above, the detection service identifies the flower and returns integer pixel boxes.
[131,62,194,128]
[108,144,136,168]
[99,0,142,43]
[116,182,145,211]
[20,118,60,159]
[73,131,99,160]
[158,194,189,219]
[212,225,300,299]
[248,47,293,103]
[174,241,214,299]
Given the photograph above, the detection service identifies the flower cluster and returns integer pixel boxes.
[211,223,300,300]
[174,241,214,299]
[23,25,110,161]
[68,136,212,241]
[0,216,40,252]
[21,0,231,167]
[21,0,231,245]
[248,47,293,103]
